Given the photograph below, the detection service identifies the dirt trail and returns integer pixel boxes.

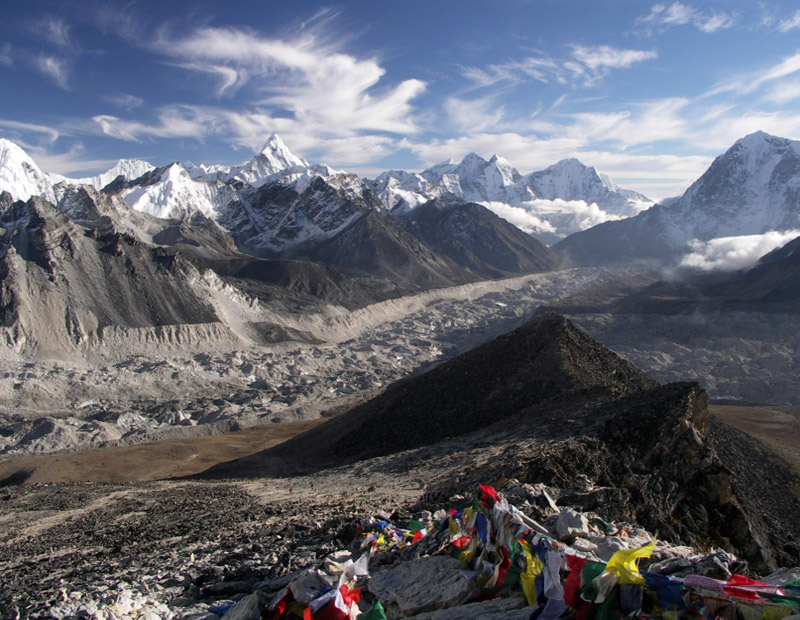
[0,419,324,485]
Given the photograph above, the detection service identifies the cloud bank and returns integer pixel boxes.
[680,230,800,272]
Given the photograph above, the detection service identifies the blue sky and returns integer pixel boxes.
[3,1,800,199]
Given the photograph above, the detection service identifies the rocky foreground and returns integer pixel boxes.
[2,470,799,620]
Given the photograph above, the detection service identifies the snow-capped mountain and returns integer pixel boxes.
[526,158,650,217]
[221,172,382,254]
[120,163,236,220]
[0,138,59,202]
[367,153,529,212]
[555,131,800,265]
[223,134,310,187]
[365,152,652,242]
[72,159,155,191]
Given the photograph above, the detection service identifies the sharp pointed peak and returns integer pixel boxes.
[259,133,289,155]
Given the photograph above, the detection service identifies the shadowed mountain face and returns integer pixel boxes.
[296,208,479,293]
[200,312,800,572]
[399,199,566,278]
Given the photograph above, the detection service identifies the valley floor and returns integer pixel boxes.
[0,268,617,455]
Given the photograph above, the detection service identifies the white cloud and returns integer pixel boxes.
[93,105,223,142]
[29,149,118,177]
[534,97,692,148]
[90,24,428,166]
[680,229,800,271]
[0,119,60,144]
[570,45,657,75]
[702,51,800,111]
[151,26,426,136]
[40,16,74,49]
[443,96,507,133]
[638,2,736,33]
[479,201,557,235]
[778,10,800,32]
[461,55,566,88]
[35,55,70,89]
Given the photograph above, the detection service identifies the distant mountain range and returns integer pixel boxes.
[555,131,800,266]
[0,135,652,246]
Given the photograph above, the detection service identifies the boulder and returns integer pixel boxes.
[406,594,531,619]
[555,509,589,541]
[224,590,268,620]
[368,556,480,618]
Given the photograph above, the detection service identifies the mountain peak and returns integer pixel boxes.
[0,138,56,202]
[731,131,797,155]
[0,138,37,169]
[257,133,306,167]
[460,152,487,166]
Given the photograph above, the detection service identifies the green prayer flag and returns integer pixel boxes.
[360,601,388,620]
[580,560,608,603]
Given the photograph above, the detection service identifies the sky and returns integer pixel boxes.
[3,1,800,200]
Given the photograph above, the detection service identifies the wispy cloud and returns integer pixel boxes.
[705,51,800,99]
[462,45,656,90]
[461,55,566,88]
[569,45,658,83]
[39,16,75,49]
[92,105,223,142]
[443,96,508,133]
[25,142,118,177]
[92,23,427,164]
[0,119,60,144]
[149,25,426,136]
[778,10,800,32]
[638,2,736,34]
[35,55,70,89]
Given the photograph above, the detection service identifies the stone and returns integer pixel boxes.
[763,567,800,585]
[201,580,253,596]
[555,509,590,541]
[588,535,627,562]
[405,594,532,619]
[223,590,268,620]
[368,555,480,618]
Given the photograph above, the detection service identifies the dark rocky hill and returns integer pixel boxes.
[399,198,566,278]
[259,313,657,468]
